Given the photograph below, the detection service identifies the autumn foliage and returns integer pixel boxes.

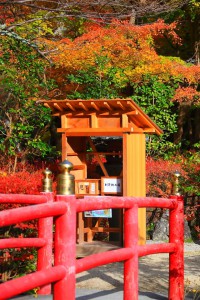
[0,171,42,195]
[0,1,199,290]
[44,20,200,103]
[0,169,42,282]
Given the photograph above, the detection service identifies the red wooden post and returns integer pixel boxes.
[124,204,138,300]
[169,195,184,300]
[54,195,76,300]
[37,192,54,295]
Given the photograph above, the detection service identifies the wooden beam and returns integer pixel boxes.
[126,111,138,115]
[143,128,156,133]
[61,111,122,117]
[122,114,128,128]
[127,101,137,111]
[117,101,126,110]
[91,114,98,128]
[79,102,88,111]
[53,103,63,112]
[44,103,52,109]
[52,113,61,117]
[104,101,112,111]
[62,134,67,160]
[57,127,147,135]
[86,151,122,156]
[91,102,100,111]
[98,111,122,116]
[61,116,68,160]
[66,152,79,156]
[57,128,132,136]
[88,138,109,177]
[66,102,76,111]
[72,112,85,116]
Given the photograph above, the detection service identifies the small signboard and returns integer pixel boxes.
[84,209,112,218]
[75,179,100,195]
[101,177,122,195]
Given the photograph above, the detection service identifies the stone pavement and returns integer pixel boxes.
[11,290,168,299]
[11,289,195,299]
[10,242,200,299]
[75,242,200,297]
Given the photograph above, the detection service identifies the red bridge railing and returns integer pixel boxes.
[0,194,184,300]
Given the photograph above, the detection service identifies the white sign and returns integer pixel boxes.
[102,177,122,194]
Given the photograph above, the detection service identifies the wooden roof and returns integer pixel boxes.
[39,99,163,136]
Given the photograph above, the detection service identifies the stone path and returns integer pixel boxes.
[76,243,200,298]
[10,242,200,299]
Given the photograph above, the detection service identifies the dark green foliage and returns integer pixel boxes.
[67,55,128,99]
[0,37,58,166]
[132,76,179,157]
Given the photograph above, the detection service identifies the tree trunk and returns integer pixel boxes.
[194,107,200,144]
[129,9,136,24]
[195,41,200,65]
[174,103,191,145]
[194,16,200,65]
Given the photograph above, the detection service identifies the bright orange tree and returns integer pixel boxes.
[44,19,200,102]
[43,19,200,153]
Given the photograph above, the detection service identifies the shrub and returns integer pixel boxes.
[0,165,48,284]
[146,157,185,197]
[146,154,200,241]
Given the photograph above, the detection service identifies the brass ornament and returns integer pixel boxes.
[173,170,181,196]
[42,168,53,192]
[56,159,75,195]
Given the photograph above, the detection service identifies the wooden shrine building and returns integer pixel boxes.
[40,99,162,251]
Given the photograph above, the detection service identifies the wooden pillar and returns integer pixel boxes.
[123,133,146,245]
[61,115,67,160]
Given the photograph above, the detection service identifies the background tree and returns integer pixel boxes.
[44,19,200,153]
[0,0,190,23]
[0,36,57,170]
[0,0,199,162]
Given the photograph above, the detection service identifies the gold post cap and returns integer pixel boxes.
[43,168,52,176]
[58,159,74,172]
[57,159,75,195]
[174,170,181,178]
[42,168,53,192]
[173,170,181,196]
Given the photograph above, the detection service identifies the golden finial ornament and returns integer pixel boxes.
[173,170,181,196]
[56,159,75,195]
[42,168,53,192]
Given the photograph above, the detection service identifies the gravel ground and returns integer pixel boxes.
[10,242,200,300]
[76,242,200,298]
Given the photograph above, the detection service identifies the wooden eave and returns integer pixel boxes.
[38,99,163,136]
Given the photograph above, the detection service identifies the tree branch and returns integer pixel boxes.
[0,0,190,22]
[0,25,53,64]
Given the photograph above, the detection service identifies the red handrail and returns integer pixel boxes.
[0,192,55,295]
[0,193,48,204]
[0,266,66,299]
[0,194,184,300]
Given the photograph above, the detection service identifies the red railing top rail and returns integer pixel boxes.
[77,196,178,212]
[0,193,48,204]
[0,201,67,227]
[0,194,180,208]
